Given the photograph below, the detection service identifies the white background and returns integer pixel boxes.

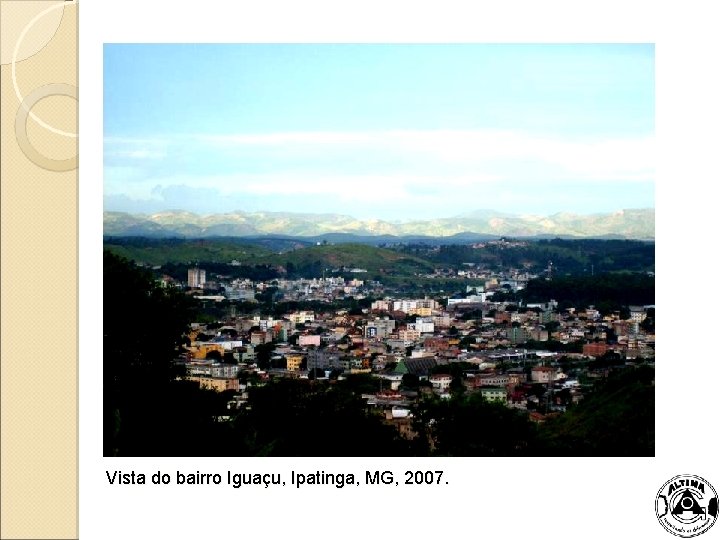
[80,1,720,538]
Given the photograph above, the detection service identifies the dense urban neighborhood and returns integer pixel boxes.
[104,237,655,457]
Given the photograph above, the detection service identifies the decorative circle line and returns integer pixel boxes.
[15,83,78,171]
[12,0,77,138]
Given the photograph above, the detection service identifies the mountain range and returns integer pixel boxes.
[103,208,655,240]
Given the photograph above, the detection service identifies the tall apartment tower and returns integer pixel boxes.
[188,267,206,289]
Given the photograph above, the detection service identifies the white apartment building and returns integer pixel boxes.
[188,267,206,288]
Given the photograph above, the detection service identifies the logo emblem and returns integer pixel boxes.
[656,474,718,537]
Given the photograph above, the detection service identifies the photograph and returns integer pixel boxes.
[103,43,655,457]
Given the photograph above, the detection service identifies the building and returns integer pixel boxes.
[208,338,243,351]
[506,370,528,386]
[398,328,421,342]
[583,341,609,357]
[480,386,507,404]
[188,267,206,289]
[392,299,437,314]
[306,349,341,370]
[447,293,487,305]
[186,376,239,392]
[250,332,269,345]
[364,318,396,339]
[239,345,256,363]
[531,366,556,383]
[299,334,321,347]
[393,357,437,377]
[429,374,453,392]
[509,326,531,345]
[286,311,315,324]
[629,306,647,323]
[225,288,256,301]
[285,355,303,371]
[476,373,510,387]
[408,317,434,334]
[187,363,240,379]
[192,343,225,359]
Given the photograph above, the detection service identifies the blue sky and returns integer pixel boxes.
[104,44,654,220]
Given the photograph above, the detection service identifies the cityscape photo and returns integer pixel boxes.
[103,44,654,457]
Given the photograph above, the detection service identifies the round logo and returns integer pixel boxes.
[656,474,718,537]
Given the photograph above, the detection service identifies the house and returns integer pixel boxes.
[531,366,556,383]
[480,386,507,404]
[583,341,608,357]
[364,317,396,339]
[186,376,239,392]
[475,373,510,387]
[192,343,225,359]
[429,374,452,392]
[629,306,647,323]
[299,334,321,347]
[506,370,528,386]
[286,311,315,324]
[394,357,437,378]
[285,355,304,371]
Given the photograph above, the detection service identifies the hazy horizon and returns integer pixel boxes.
[104,44,654,221]
[105,206,655,221]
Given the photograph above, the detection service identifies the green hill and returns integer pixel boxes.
[538,366,655,456]
[103,238,436,278]
[103,237,273,266]
[268,243,436,277]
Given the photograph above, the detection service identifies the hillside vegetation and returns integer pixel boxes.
[266,243,436,276]
[103,237,654,285]
[104,237,436,277]
[103,237,273,265]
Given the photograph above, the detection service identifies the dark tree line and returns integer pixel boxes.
[394,239,654,275]
[521,273,654,311]
[104,251,232,456]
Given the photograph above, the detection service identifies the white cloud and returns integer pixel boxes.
[104,137,169,160]
[186,129,655,182]
[103,129,654,214]
[103,171,508,202]
[194,132,369,146]
[106,149,167,160]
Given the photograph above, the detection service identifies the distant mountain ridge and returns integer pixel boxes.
[103,208,655,240]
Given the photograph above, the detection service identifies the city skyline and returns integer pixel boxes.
[104,44,654,221]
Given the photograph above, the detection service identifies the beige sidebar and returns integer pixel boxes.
[1,1,78,538]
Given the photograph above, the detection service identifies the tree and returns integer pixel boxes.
[254,343,274,370]
[308,368,325,380]
[640,313,654,333]
[544,321,560,333]
[104,251,194,390]
[449,376,465,397]
[538,366,654,456]
[105,251,233,457]
[401,373,420,390]
[231,378,411,456]
[412,393,537,456]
